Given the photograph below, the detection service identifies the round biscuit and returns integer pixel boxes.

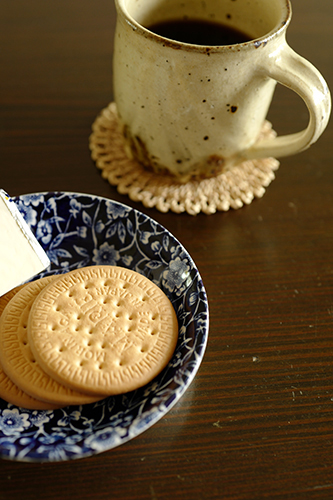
[0,285,59,409]
[28,266,179,396]
[0,277,102,406]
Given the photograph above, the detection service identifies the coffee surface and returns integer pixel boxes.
[147,18,252,46]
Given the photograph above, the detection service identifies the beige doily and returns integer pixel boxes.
[89,102,279,215]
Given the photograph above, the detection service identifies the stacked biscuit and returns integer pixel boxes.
[0,265,178,410]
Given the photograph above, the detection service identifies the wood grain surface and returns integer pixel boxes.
[1,0,333,498]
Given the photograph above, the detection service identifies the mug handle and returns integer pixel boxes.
[243,43,331,161]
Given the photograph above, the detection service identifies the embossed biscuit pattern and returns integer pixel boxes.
[28,266,179,396]
[0,277,101,406]
[0,285,59,409]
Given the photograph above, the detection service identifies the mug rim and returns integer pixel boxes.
[115,0,292,52]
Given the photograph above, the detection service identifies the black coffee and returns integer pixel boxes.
[147,18,252,46]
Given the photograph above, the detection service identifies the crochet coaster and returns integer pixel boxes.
[89,102,279,215]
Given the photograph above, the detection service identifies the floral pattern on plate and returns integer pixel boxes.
[0,192,208,462]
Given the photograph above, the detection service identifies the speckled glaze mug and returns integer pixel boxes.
[113,0,331,182]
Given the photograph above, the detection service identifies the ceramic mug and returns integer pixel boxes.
[113,0,331,182]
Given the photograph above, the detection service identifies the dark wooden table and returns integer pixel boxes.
[1,1,333,498]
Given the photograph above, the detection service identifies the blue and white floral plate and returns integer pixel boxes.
[0,192,208,462]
